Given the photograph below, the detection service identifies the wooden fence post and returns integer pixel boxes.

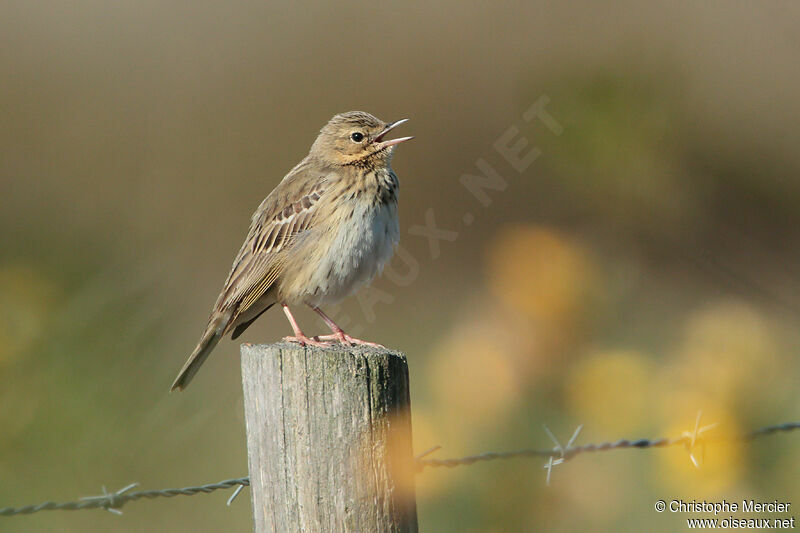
[241,343,418,533]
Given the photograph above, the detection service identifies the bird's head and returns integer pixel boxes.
[310,111,412,166]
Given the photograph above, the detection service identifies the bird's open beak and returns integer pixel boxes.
[373,118,413,150]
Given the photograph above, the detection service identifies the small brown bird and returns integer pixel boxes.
[171,111,412,391]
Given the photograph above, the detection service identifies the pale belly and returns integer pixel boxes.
[278,199,399,306]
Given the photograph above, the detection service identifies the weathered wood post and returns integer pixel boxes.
[241,343,418,533]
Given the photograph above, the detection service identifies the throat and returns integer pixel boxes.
[345,147,392,169]
[369,168,399,204]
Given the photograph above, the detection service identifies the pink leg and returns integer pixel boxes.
[281,304,328,347]
[309,305,385,348]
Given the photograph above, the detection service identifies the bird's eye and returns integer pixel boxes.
[350,132,364,142]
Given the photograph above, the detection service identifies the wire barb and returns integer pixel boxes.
[679,411,718,468]
[79,483,139,515]
[226,485,245,507]
[415,445,442,460]
[541,425,583,485]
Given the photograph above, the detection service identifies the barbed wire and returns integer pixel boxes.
[417,420,800,475]
[1,420,797,517]
[0,478,249,517]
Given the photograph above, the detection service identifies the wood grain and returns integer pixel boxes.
[241,343,418,533]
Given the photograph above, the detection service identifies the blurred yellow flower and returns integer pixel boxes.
[485,225,600,351]
[380,411,417,508]
[670,301,781,405]
[411,409,456,501]
[425,321,523,446]
[565,349,653,433]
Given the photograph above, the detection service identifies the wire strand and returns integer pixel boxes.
[1,421,797,517]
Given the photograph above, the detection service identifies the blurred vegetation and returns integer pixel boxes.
[2,1,799,532]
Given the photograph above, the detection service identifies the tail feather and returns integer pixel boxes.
[171,321,226,392]
[231,302,274,340]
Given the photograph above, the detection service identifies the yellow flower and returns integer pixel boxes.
[486,225,600,351]
[565,349,653,433]
[671,301,780,405]
[429,326,522,433]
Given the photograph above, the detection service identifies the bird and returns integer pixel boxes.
[170,111,412,391]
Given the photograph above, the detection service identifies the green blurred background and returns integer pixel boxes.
[2,1,799,531]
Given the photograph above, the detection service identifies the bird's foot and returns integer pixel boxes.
[314,332,385,348]
[282,334,330,348]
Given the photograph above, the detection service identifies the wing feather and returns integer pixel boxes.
[211,171,328,328]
